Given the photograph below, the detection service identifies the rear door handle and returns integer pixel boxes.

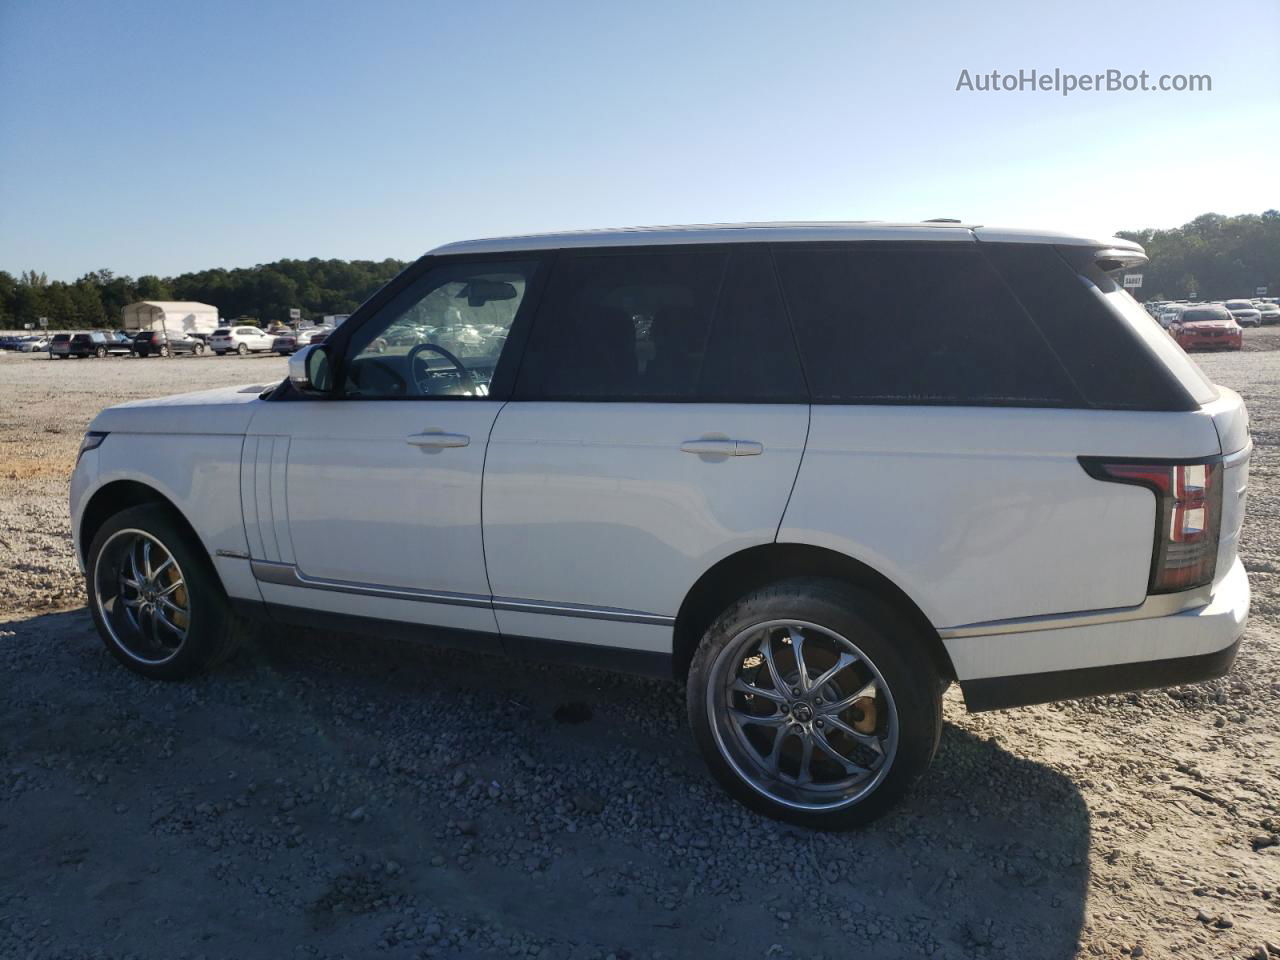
[406,431,470,448]
[680,438,763,457]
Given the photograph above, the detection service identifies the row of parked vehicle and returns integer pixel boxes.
[1,323,337,359]
[1142,296,1278,352]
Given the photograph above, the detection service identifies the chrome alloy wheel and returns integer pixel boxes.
[706,619,899,811]
[93,529,191,665]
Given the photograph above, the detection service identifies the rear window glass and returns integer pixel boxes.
[774,244,1077,405]
[71,335,91,342]
[214,328,231,336]
[136,332,155,340]
[52,334,71,342]
[515,246,805,402]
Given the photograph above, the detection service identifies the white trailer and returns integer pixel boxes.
[120,301,219,338]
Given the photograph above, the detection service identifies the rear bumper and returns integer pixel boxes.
[951,558,1249,711]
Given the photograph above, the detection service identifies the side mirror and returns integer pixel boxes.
[288,343,333,395]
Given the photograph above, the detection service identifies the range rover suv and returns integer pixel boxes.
[70,222,1251,828]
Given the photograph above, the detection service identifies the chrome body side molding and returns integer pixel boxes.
[249,560,674,626]
[937,584,1213,639]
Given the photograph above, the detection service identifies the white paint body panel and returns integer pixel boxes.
[245,399,501,633]
[483,403,809,636]
[945,558,1249,680]
[780,404,1225,629]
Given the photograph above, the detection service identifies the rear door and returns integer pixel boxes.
[244,255,548,634]
[482,245,810,652]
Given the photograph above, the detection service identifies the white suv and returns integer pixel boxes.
[70,222,1250,828]
[210,325,274,355]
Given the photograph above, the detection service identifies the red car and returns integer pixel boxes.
[1171,306,1242,352]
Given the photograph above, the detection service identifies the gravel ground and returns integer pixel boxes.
[0,334,1277,960]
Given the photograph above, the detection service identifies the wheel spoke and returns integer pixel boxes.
[788,627,810,691]
[809,652,857,693]
[157,578,186,601]
[820,678,879,716]
[812,727,873,774]
[729,708,787,729]
[151,554,175,578]
[732,677,786,704]
[121,577,141,591]
[142,540,154,579]
[128,546,143,586]
[120,595,142,609]
[823,714,884,755]
[157,595,187,617]
[155,606,186,639]
[757,631,788,695]
[765,725,789,773]
[794,734,815,785]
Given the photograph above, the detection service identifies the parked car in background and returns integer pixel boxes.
[271,332,302,355]
[48,333,73,358]
[1255,302,1280,325]
[66,332,129,358]
[307,327,335,345]
[132,329,207,357]
[19,335,51,352]
[1223,299,1262,327]
[1171,305,1243,351]
[211,325,274,356]
[71,222,1250,828]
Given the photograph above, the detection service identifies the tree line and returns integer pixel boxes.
[1,210,1276,330]
[0,258,407,331]
[1115,210,1277,301]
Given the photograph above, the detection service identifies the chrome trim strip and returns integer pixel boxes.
[215,549,250,559]
[250,560,492,609]
[249,560,674,625]
[491,596,674,626]
[938,585,1213,639]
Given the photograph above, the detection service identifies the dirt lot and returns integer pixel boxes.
[1,336,1277,960]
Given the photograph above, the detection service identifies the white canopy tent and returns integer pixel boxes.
[120,301,219,336]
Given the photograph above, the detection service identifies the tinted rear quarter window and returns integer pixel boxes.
[982,243,1204,410]
[773,244,1078,405]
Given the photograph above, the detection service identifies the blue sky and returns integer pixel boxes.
[1,0,1277,280]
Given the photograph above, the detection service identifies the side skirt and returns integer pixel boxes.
[229,599,675,680]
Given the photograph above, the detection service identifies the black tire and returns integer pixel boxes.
[214,350,227,356]
[95,346,107,358]
[85,503,241,680]
[194,342,206,355]
[686,578,942,829]
[159,345,170,357]
[237,342,249,355]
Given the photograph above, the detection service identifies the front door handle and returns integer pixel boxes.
[680,438,763,457]
[406,431,470,448]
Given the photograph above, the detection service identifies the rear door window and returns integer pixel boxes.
[774,244,1078,405]
[514,246,805,402]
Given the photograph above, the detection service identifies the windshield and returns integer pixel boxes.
[1182,308,1229,322]
[1224,301,1252,310]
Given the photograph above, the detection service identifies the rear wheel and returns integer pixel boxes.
[687,578,942,829]
[95,346,107,358]
[86,503,241,680]
[237,342,249,355]
[159,345,170,358]
[194,342,206,355]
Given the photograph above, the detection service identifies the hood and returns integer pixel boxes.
[1181,319,1236,330]
[89,383,275,435]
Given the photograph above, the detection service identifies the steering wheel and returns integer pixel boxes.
[407,343,476,396]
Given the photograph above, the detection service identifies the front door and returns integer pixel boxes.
[244,255,546,633]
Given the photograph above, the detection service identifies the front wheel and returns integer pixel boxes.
[159,345,170,358]
[687,579,942,829]
[95,346,107,358]
[194,342,206,355]
[86,503,241,680]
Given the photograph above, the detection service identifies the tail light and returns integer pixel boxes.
[1081,458,1223,594]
